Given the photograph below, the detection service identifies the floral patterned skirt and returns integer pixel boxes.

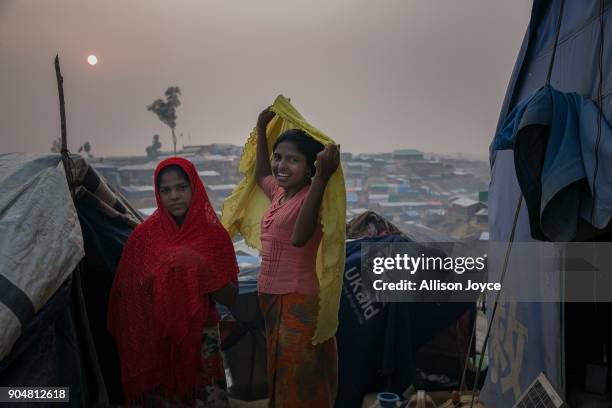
[259,293,338,408]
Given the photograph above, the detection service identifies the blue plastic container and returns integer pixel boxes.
[376,392,400,408]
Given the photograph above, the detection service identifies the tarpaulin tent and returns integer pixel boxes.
[335,235,475,408]
[0,153,140,406]
[336,213,474,408]
[483,0,611,405]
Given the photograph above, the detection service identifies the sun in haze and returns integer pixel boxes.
[87,55,98,66]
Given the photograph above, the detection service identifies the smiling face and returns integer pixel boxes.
[271,141,311,191]
[158,168,193,225]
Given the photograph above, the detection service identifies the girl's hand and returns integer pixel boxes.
[314,144,340,181]
[257,107,275,131]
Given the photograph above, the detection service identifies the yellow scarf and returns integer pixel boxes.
[221,95,346,344]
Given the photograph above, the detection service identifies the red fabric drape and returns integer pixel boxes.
[107,157,239,403]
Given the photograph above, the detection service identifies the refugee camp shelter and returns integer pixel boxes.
[483,0,612,406]
[0,153,140,406]
[336,211,475,407]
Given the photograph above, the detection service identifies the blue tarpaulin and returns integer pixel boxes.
[335,235,473,407]
[484,0,611,405]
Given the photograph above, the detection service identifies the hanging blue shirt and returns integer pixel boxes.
[492,85,612,241]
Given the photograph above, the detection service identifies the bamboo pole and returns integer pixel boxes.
[54,55,67,153]
[54,54,110,406]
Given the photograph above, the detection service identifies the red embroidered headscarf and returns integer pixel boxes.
[107,157,239,403]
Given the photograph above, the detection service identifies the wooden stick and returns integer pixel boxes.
[54,55,67,152]
[53,55,110,405]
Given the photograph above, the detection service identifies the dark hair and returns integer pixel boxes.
[272,129,324,178]
[156,164,189,189]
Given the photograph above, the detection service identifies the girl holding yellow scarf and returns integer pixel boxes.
[255,107,339,407]
[222,96,346,407]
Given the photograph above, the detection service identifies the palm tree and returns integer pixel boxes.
[78,141,93,158]
[147,87,181,155]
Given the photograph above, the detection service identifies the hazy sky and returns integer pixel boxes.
[0,0,531,157]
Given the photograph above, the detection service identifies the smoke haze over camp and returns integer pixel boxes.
[0,0,530,157]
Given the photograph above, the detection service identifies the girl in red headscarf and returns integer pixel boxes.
[107,157,239,407]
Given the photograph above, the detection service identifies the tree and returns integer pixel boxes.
[147,86,181,155]
[146,134,162,160]
[50,138,61,153]
[78,141,93,158]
